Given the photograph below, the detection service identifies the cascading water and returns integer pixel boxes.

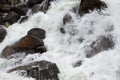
[0,0,120,80]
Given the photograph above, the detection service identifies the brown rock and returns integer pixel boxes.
[0,26,7,42]
[12,35,44,52]
[8,60,60,80]
[1,46,15,58]
[28,28,46,39]
[1,28,46,58]
[79,0,107,16]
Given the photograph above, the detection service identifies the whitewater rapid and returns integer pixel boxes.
[0,0,120,80]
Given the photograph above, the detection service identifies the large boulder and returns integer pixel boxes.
[12,35,45,52]
[86,35,114,58]
[0,26,7,42]
[79,0,107,16]
[1,28,47,58]
[8,60,60,80]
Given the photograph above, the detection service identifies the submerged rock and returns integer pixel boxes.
[86,35,114,58]
[8,60,60,80]
[79,0,107,16]
[73,60,82,67]
[63,13,73,25]
[0,26,7,42]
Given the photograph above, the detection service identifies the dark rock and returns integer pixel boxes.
[0,0,7,4]
[3,11,21,24]
[19,16,28,23]
[31,4,41,13]
[73,60,82,67]
[63,14,73,25]
[8,60,60,80]
[27,0,43,8]
[2,4,11,12]
[0,12,4,16]
[0,16,3,24]
[86,35,114,58]
[79,0,107,16]
[1,46,16,58]
[28,28,46,39]
[11,4,28,16]
[0,26,7,42]
[8,0,21,7]
[31,0,54,13]
[35,46,47,53]
[60,28,66,34]
[38,0,54,13]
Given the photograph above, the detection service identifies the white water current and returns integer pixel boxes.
[0,0,120,80]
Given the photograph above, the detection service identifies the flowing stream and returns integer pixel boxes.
[0,0,120,80]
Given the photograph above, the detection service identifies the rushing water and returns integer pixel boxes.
[0,0,120,80]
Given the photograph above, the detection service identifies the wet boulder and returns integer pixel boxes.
[1,28,47,58]
[2,11,21,25]
[12,35,45,53]
[86,35,114,58]
[0,26,7,42]
[11,4,28,16]
[27,0,43,8]
[28,28,46,39]
[8,60,60,80]
[79,0,107,16]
